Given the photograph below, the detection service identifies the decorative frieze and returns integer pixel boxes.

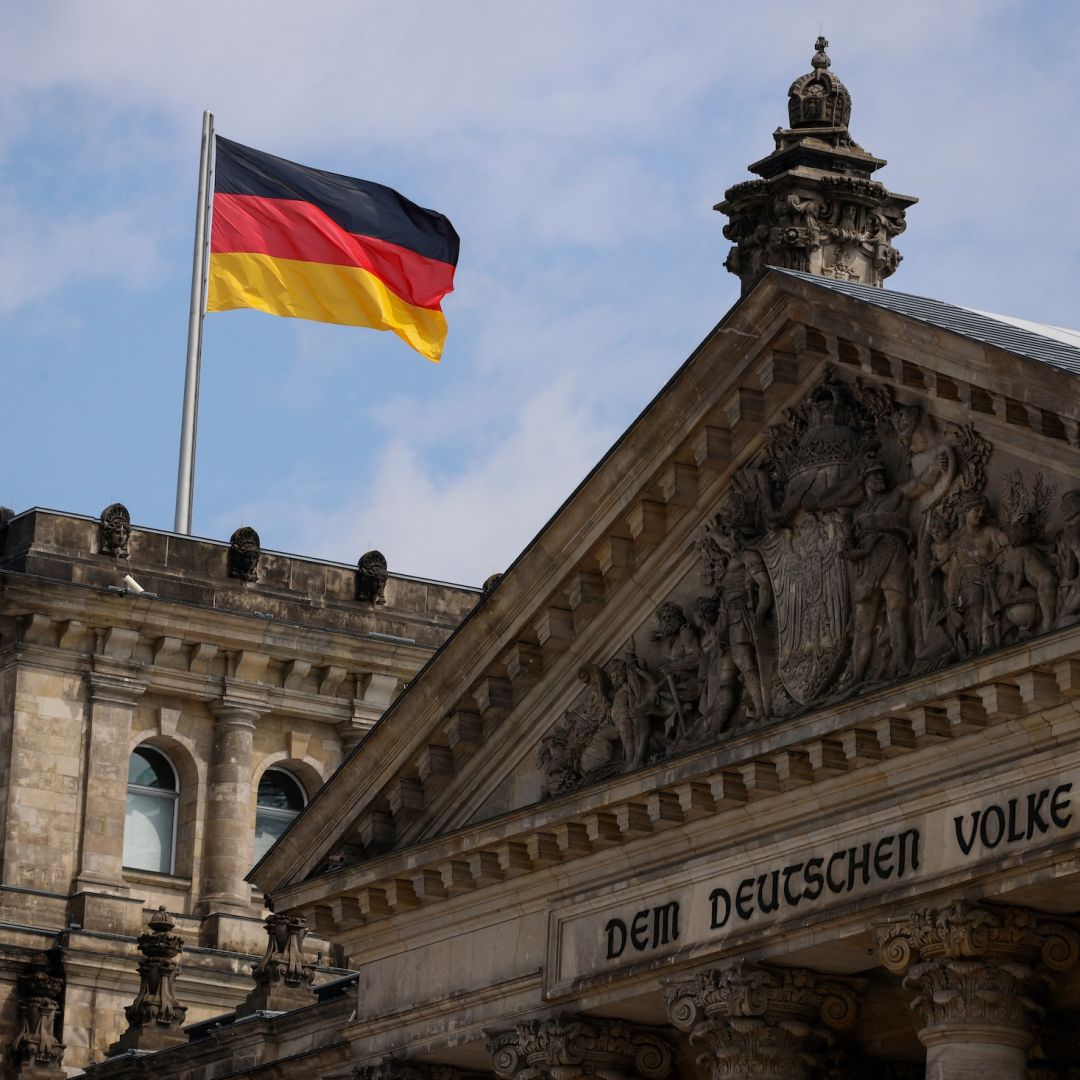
[487,1014,674,1080]
[664,962,857,1080]
[536,369,1080,799]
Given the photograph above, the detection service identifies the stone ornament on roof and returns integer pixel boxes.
[228,526,261,583]
[787,36,852,129]
[717,39,916,293]
[108,907,188,1055]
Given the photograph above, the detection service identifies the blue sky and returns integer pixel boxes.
[3,2,1079,585]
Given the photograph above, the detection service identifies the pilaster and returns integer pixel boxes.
[71,667,145,896]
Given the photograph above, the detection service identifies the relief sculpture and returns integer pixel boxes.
[539,371,1077,797]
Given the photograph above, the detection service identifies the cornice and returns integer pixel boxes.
[274,628,1080,933]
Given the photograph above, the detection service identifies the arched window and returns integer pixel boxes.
[254,768,307,864]
[124,745,178,874]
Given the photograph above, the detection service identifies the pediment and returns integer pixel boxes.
[252,270,1080,899]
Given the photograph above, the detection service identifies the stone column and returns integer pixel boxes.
[663,961,858,1080]
[235,913,316,1017]
[72,669,145,894]
[199,698,260,914]
[487,1014,674,1080]
[108,907,188,1054]
[875,900,1080,1080]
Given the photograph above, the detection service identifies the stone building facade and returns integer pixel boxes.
[0,508,478,1069]
[14,38,1080,1080]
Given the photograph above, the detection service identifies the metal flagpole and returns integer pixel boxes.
[174,110,215,534]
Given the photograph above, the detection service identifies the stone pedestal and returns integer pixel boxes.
[487,1014,674,1080]
[663,961,857,1080]
[199,700,259,915]
[876,901,1080,1080]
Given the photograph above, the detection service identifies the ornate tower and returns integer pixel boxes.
[718,37,917,292]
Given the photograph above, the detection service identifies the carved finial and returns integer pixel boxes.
[717,39,917,293]
[228,526,261,583]
[9,953,65,1076]
[812,35,830,69]
[482,572,504,595]
[236,913,316,1017]
[107,906,187,1054]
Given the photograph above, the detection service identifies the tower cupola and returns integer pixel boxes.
[717,38,917,293]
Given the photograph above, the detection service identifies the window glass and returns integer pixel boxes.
[124,745,178,874]
[128,746,177,790]
[253,768,306,864]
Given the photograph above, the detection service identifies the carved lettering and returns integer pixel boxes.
[605,918,627,960]
[710,888,731,930]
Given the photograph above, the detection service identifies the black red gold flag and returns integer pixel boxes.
[207,137,459,361]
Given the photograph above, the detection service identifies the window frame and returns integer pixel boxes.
[253,766,308,864]
[123,744,180,876]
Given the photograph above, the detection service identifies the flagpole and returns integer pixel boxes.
[174,110,215,535]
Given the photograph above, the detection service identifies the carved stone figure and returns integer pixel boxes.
[998,471,1057,636]
[228,526,261,583]
[108,907,187,1054]
[357,550,389,605]
[1056,490,1080,625]
[691,595,738,735]
[10,953,65,1077]
[99,502,131,559]
[652,603,702,741]
[951,494,1009,656]
[700,502,771,720]
[607,642,662,771]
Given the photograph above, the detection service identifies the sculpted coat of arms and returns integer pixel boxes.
[539,371,1075,796]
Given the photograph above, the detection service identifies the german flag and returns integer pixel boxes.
[207,137,459,361]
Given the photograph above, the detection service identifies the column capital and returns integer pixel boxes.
[487,1013,674,1080]
[875,900,1080,1056]
[87,670,146,707]
[210,698,263,728]
[663,961,857,1080]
